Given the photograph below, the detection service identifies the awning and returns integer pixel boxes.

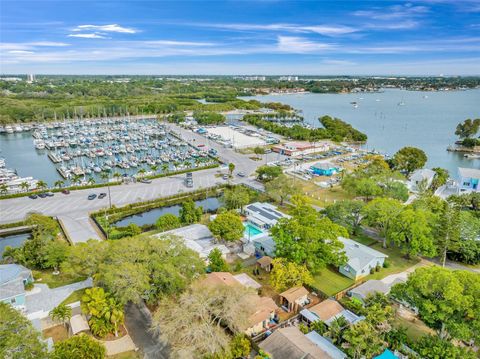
[300,309,320,323]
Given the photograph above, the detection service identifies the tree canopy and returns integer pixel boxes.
[272,204,348,272]
[51,334,106,359]
[391,146,428,176]
[208,211,244,242]
[265,174,301,205]
[269,258,313,291]
[391,266,480,344]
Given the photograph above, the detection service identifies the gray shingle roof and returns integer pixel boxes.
[0,277,25,300]
[339,237,388,273]
[0,264,31,285]
[458,167,480,179]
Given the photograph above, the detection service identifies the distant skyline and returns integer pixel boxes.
[1,0,480,75]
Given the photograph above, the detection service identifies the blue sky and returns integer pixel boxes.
[1,0,480,75]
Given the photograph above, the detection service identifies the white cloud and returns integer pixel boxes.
[277,36,335,53]
[192,22,358,36]
[8,50,34,54]
[353,4,429,20]
[68,33,108,39]
[72,24,137,34]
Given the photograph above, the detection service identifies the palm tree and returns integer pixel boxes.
[100,172,109,183]
[54,180,64,189]
[228,162,235,177]
[71,174,82,186]
[150,164,158,173]
[0,184,8,195]
[325,316,348,344]
[49,303,72,329]
[161,163,169,174]
[113,172,121,182]
[20,181,30,193]
[137,168,146,178]
[106,297,124,337]
[87,177,96,185]
[36,180,48,191]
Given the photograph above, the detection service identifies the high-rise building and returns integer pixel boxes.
[26,74,36,83]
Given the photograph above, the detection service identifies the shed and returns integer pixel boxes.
[69,314,90,335]
[256,256,273,272]
[280,286,309,312]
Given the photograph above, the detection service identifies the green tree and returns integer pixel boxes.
[431,167,449,191]
[325,316,348,344]
[324,200,365,235]
[223,186,250,210]
[272,204,348,272]
[455,118,480,139]
[209,211,244,242]
[207,248,229,272]
[0,302,47,359]
[20,181,30,192]
[269,258,313,291]
[229,334,251,358]
[49,303,72,328]
[265,174,300,205]
[256,165,282,182]
[435,202,461,267]
[54,180,65,189]
[390,208,436,258]
[36,180,48,191]
[179,200,202,224]
[362,197,404,248]
[253,146,265,159]
[45,240,69,273]
[51,334,106,359]
[155,213,181,231]
[391,266,480,343]
[392,146,428,176]
[342,321,384,359]
[412,335,476,359]
[228,162,235,176]
[0,183,8,195]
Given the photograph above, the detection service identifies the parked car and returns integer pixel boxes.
[45,192,54,197]
[139,179,152,184]
[38,193,47,198]
[222,174,229,180]
[62,189,70,195]
[237,171,246,177]
[28,194,38,199]
[87,194,97,200]
[98,193,107,199]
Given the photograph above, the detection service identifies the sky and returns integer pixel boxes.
[1,0,480,75]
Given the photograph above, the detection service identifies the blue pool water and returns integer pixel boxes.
[244,223,263,238]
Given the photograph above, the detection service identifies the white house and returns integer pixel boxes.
[338,237,388,280]
[408,168,436,192]
[458,167,480,193]
[244,202,289,230]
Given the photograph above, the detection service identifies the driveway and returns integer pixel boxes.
[125,302,169,359]
[26,277,92,318]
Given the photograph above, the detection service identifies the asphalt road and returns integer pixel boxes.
[125,302,169,359]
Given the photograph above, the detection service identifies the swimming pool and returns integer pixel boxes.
[244,223,263,238]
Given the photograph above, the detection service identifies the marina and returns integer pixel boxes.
[0,117,217,190]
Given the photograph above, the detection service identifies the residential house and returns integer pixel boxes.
[279,286,310,313]
[0,264,33,310]
[158,224,230,259]
[244,202,290,230]
[408,168,436,192]
[310,162,339,176]
[200,272,278,336]
[349,278,404,303]
[252,236,276,257]
[259,326,347,359]
[300,299,364,326]
[458,167,480,192]
[338,237,388,280]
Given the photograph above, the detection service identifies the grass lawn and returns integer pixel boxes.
[351,233,378,246]
[43,324,69,343]
[392,312,435,342]
[363,243,421,281]
[297,179,354,207]
[32,270,87,289]
[60,288,89,305]
[311,267,355,297]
